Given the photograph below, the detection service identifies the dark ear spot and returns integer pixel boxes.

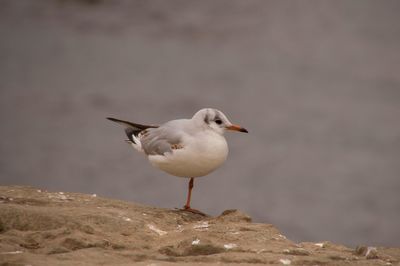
[204,115,210,124]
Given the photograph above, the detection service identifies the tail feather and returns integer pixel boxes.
[106,117,157,131]
[107,117,158,145]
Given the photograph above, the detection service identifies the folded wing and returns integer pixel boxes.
[107,117,158,144]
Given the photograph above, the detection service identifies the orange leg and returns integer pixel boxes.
[181,178,206,216]
[184,177,194,209]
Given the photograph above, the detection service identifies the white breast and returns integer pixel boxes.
[147,130,228,178]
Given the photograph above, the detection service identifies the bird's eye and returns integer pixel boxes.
[215,119,223,125]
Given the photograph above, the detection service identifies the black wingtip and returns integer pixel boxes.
[107,117,118,122]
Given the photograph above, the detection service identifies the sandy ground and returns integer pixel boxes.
[0,186,399,265]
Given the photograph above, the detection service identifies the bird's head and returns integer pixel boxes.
[192,108,248,135]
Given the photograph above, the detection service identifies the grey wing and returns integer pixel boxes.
[140,126,184,155]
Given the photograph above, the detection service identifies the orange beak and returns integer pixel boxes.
[226,124,248,133]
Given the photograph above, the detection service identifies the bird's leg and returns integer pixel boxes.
[181,178,207,216]
[184,177,194,209]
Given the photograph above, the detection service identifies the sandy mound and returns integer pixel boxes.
[0,186,398,265]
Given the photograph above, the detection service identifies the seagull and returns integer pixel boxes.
[107,108,248,214]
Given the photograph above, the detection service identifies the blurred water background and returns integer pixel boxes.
[1,0,399,247]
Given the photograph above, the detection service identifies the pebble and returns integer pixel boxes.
[366,247,378,259]
[355,245,378,259]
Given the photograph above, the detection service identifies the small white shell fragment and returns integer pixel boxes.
[272,234,287,240]
[315,242,325,248]
[58,194,67,200]
[256,248,266,254]
[224,243,237,250]
[147,224,167,236]
[193,221,209,230]
[279,258,291,265]
[48,192,69,201]
[0,251,23,254]
[176,224,184,232]
[123,217,131,222]
[272,234,286,240]
[91,194,97,197]
[37,190,41,193]
[283,248,311,255]
[192,239,200,245]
